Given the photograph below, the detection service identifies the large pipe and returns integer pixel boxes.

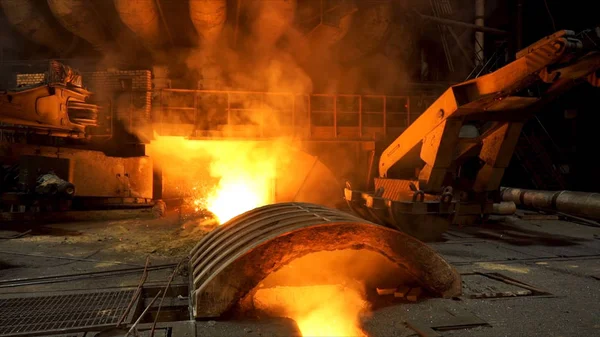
[247,0,297,49]
[338,1,393,63]
[501,187,600,221]
[0,0,78,55]
[308,13,353,50]
[493,201,517,215]
[293,2,355,91]
[113,0,169,53]
[46,0,113,52]
[189,0,227,47]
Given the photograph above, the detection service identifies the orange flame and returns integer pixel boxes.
[201,177,272,224]
[147,136,278,225]
[253,285,369,337]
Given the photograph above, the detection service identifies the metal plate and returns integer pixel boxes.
[0,289,138,337]
[405,307,489,336]
[462,272,550,299]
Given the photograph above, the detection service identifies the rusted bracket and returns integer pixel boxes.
[412,190,425,202]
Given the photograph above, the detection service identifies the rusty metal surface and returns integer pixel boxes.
[189,202,461,318]
[374,177,416,201]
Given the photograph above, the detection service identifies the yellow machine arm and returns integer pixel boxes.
[379,29,600,192]
[345,28,600,241]
[0,61,98,138]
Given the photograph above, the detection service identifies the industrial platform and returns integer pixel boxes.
[0,210,598,337]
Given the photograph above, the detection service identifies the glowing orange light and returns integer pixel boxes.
[147,136,277,225]
[253,285,369,337]
[202,178,271,224]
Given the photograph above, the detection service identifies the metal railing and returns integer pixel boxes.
[155,88,435,140]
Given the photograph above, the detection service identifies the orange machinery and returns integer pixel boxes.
[344,28,600,241]
[0,61,98,138]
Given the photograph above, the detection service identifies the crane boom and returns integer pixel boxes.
[345,27,600,241]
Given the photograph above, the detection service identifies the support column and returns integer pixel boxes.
[418,118,464,192]
[475,0,485,65]
[516,0,523,51]
[473,122,523,192]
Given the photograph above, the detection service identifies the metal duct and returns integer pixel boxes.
[189,202,461,318]
[248,0,297,48]
[189,0,227,46]
[113,0,168,52]
[46,0,113,52]
[299,0,356,50]
[338,1,392,63]
[0,0,77,55]
[308,14,353,50]
[501,187,600,221]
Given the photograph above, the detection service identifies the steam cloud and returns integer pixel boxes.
[134,1,413,215]
[183,0,409,96]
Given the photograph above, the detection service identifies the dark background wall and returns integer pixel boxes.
[499,0,600,192]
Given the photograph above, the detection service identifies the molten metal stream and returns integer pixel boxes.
[196,178,271,224]
[253,285,369,337]
[147,136,278,224]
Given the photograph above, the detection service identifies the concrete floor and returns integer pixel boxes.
[0,210,599,337]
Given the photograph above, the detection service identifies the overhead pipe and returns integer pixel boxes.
[0,0,78,56]
[189,0,227,47]
[501,187,600,221]
[113,0,170,53]
[247,0,297,49]
[301,0,355,50]
[337,1,393,63]
[292,1,355,91]
[309,15,353,50]
[46,0,114,52]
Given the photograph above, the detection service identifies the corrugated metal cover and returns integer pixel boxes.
[189,202,461,318]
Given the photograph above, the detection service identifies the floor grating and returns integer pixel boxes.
[0,289,137,337]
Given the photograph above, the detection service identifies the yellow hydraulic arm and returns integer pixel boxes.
[0,61,98,138]
[345,27,600,241]
[379,29,600,194]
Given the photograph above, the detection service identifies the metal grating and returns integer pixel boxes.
[0,289,137,337]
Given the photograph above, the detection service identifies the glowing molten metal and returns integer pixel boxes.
[200,177,272,224]
[253,285,369,337]
[148,136,277,225]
